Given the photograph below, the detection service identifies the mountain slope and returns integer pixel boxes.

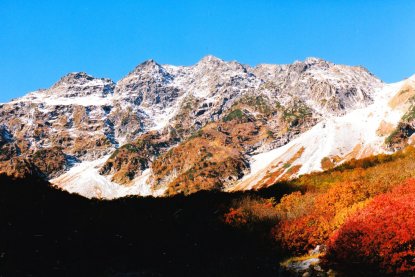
[1,56,401,198]
[231,76,415,191]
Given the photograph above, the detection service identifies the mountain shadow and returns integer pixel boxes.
[0,175,286,276]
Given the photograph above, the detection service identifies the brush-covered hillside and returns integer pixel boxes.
[224,146,415,276]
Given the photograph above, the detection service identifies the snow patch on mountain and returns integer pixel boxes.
[144,92,190,131]
[51,155,166,199]
[13,91,113,107]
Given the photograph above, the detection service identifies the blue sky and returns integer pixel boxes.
[1,1,414,102]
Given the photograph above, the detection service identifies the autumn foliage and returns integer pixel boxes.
[223,196,278,228]
[326,179,415,274]
[223,146,415,274]
[274,181,370,254]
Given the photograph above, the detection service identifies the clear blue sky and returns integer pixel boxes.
[1,1,414,102]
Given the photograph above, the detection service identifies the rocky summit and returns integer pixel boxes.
[2,55,414,199]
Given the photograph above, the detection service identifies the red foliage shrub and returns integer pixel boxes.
[326,179,415,274]
[224,208,248,225]
[274,213,331,254]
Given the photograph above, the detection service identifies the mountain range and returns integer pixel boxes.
[1,55,414,199]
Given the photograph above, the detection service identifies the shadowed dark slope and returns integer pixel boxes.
[0,175,283,276]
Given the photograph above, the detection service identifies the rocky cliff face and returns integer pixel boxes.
[0,56,387,198]
[252,57,378,114]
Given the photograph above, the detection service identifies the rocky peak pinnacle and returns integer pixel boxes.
[59,72,94,83]
[303,57,331,67]
[133,59,163,73]
[126,59,173,81]
[197,55,225,66]
[194,55,247,73]
[47,72,115,96]
[50,72,98,90]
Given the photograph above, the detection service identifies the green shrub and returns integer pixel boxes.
[223,109,245,122]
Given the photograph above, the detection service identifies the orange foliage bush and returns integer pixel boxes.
[326,179,415,274]
[292,146,415,193]
[334,153,396,171]
[274,181,371,254]
[223,196,278,228]
[275,191,315,221]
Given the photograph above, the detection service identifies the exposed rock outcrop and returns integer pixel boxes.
[0,56,387,198]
